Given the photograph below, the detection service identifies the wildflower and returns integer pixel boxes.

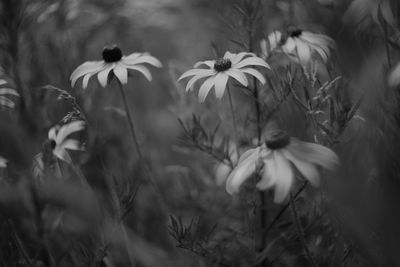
[226,130,339,203]
[47,120,86,163]
[343,0,394,29]
[262,28,335,66]
[388,62,400,87]
[178,51,270,102]
[70,45,162,89]
[0,79,19,108]
[260,31,283,59]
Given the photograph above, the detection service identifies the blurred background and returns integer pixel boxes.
[0,0,400,266]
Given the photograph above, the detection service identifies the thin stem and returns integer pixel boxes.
[382,20,392,68]
[289,192,318,267]
[116,82,169,212]
[263,182,308,236]
[227,86,240,160]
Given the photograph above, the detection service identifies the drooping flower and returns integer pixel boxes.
[70,45,162,89]
[47,120,86,163]
[262,28,335,66]
[343,0,395,29]
[0,79,19,109]
[226,130,339,203]
[178,51,270,102]
[260,31,283,59]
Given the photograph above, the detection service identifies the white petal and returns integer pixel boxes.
[178,69,215,81]
[0,156,7,168]
[0,88,19,96]
[55,120,85,145]
[82,72,96,89]
[97,64,114,87]
[234,57,270,69]
[123,53,141,61]
[215,163,232,185]
[231,52,256,65]
[198,76,215,102]
[226,69,249,87]
[194,60,215,68]
[256,153,278,190]
[288,139,339,170]
[48,126,58,141]
[123,54,162,67]
[61,139,83,151]
[268,31,283,50]
[223,51,236,61]
[214,73,229,99]
[184,72,213,92]
[226,148,261,194]
[295,39,311,66]
[0,96,15,108]
[240,68,266,84]
[125,64,152,81]
[272,151,294,203]
[53,147,72,163]
[283,38,296,54]
[0,80,7,86]
[113,64,128,84]
[70,61,104,87]
[389,63,400,87]
[282,149,320,186]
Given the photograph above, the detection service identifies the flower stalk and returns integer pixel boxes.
[116,81,168,212]
[289,192,318,267]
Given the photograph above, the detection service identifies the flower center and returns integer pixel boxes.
[102,45,122,63]
[50,139,57,150]
[265,130,290,150]
[288,27,302,38]
[214,58,232,72]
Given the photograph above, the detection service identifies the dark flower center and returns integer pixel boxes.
[214,58,232,72]
[50,139,57,150]
[102,45,122,63]
[287,26,303,38]
[265,130,290,150]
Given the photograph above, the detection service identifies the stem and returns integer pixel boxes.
[289,192,318,267]
[227,86,240,160]
[253,79,267,264]
[382,20,392,68]
[116,82,168,211]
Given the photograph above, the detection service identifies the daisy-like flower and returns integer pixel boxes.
[343,0,394,29]
[262,28,335,66]
[178,52,270,102]
[226,130,339,203]
[47,120,86,163]
[0,79,19,108]
[70,45,162,89]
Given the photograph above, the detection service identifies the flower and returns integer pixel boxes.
[388,62,400,87]
[178,51,270,102]
[70,45,162,89]
[226,130,339,203]
[48,120,86,163]
[263,28,335,66]
[343,0,394,29]
[0,79,19,108]
[260,31,283,59]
